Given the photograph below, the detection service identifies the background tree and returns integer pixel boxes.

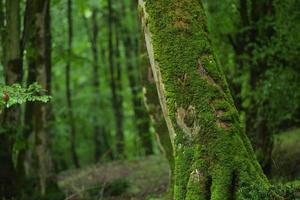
[66,0,80,168]
[83,9,112,162]
[120,0,153,155]
[107,0,125,156]
[24,0,61,195]
[0,0,22,198]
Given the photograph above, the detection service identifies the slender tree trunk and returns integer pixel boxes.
[0,0,22,198]
[66,0,80,168]
[91,10,103,162]
[20,0,37,177]
[89,10,104,162]
[0,0,4,65]
[120,0,153,155]
[139,0,274,199]
[114,24,125,156]
[83,10,111,162]
[107,0,125,156]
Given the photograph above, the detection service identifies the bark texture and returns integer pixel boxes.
[0,0,22,198]
[22,0,37,177]
[26,0,60,195]
[0,0,4,65]
[139,0,271,199]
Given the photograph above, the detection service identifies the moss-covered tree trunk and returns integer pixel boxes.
[139,0,272,199]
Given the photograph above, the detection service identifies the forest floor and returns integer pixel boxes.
[58,128,300,200]
[58,156,170,200]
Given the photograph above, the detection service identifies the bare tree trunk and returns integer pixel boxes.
[0,0,4,66]
[66,0,80,168]
[91,10,103,162]
[0,0,22,198]
[120,0,153,155]
[25,0,61,195]
[107,0,125,156]
[139,0,274,199]
[22,0,41,179]
[83,10,112,162]
[114,24,125,157]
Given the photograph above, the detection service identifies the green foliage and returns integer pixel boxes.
[255,69,300,133]
[205,0,300,133]
[0,82,51,108]
[272,128,300,180]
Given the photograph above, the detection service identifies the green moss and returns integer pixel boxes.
[141,0,272,199]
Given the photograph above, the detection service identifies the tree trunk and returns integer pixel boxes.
[22,0,39,179]
[139,0,272,199]
[120,0,153,155]
[83,10,112,162]
[90,10,103,162]
[66,0,80,168]
[0,0,22,198]
[0,0,4,66]
[107,0,125,156]
[26,0,61,195]
[114,24,125,157]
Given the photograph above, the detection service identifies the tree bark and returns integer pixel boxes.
[66,0,80,168]
[0,0,5,66]
[25,0,61,195]
[20,0,36,177]
[107,0,125,156]
[139,0,272,199]
[0,0,22,198]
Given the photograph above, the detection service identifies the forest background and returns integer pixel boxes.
[0,0,300,199]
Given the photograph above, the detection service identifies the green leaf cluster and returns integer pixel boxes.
[0,82,51,108]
